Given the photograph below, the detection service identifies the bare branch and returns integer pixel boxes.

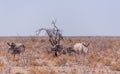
[35,20,63,46]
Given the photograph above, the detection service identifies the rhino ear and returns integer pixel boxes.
[7,42,11,46]
[83,42,90,47]
[86,43,90,47]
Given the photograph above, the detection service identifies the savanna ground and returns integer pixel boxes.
[0,36,120,74]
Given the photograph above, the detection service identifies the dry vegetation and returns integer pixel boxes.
[0,36,120,74]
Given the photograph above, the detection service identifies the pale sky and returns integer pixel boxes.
[0,0,120,36]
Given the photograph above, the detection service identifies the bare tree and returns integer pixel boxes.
[35,20,63,46]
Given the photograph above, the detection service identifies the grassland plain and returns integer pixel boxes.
[0,36,120,74]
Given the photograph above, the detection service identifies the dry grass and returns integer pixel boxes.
[95,71,104,74]
[99,57,112,66]
[0,36,120,74]
[109,56,120,71]
[30,66,58,74]
[30,66,41,74]
[110,64,120,71]
[53,56,67,66]
[71,68,77,74]
[0,60,6,71]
